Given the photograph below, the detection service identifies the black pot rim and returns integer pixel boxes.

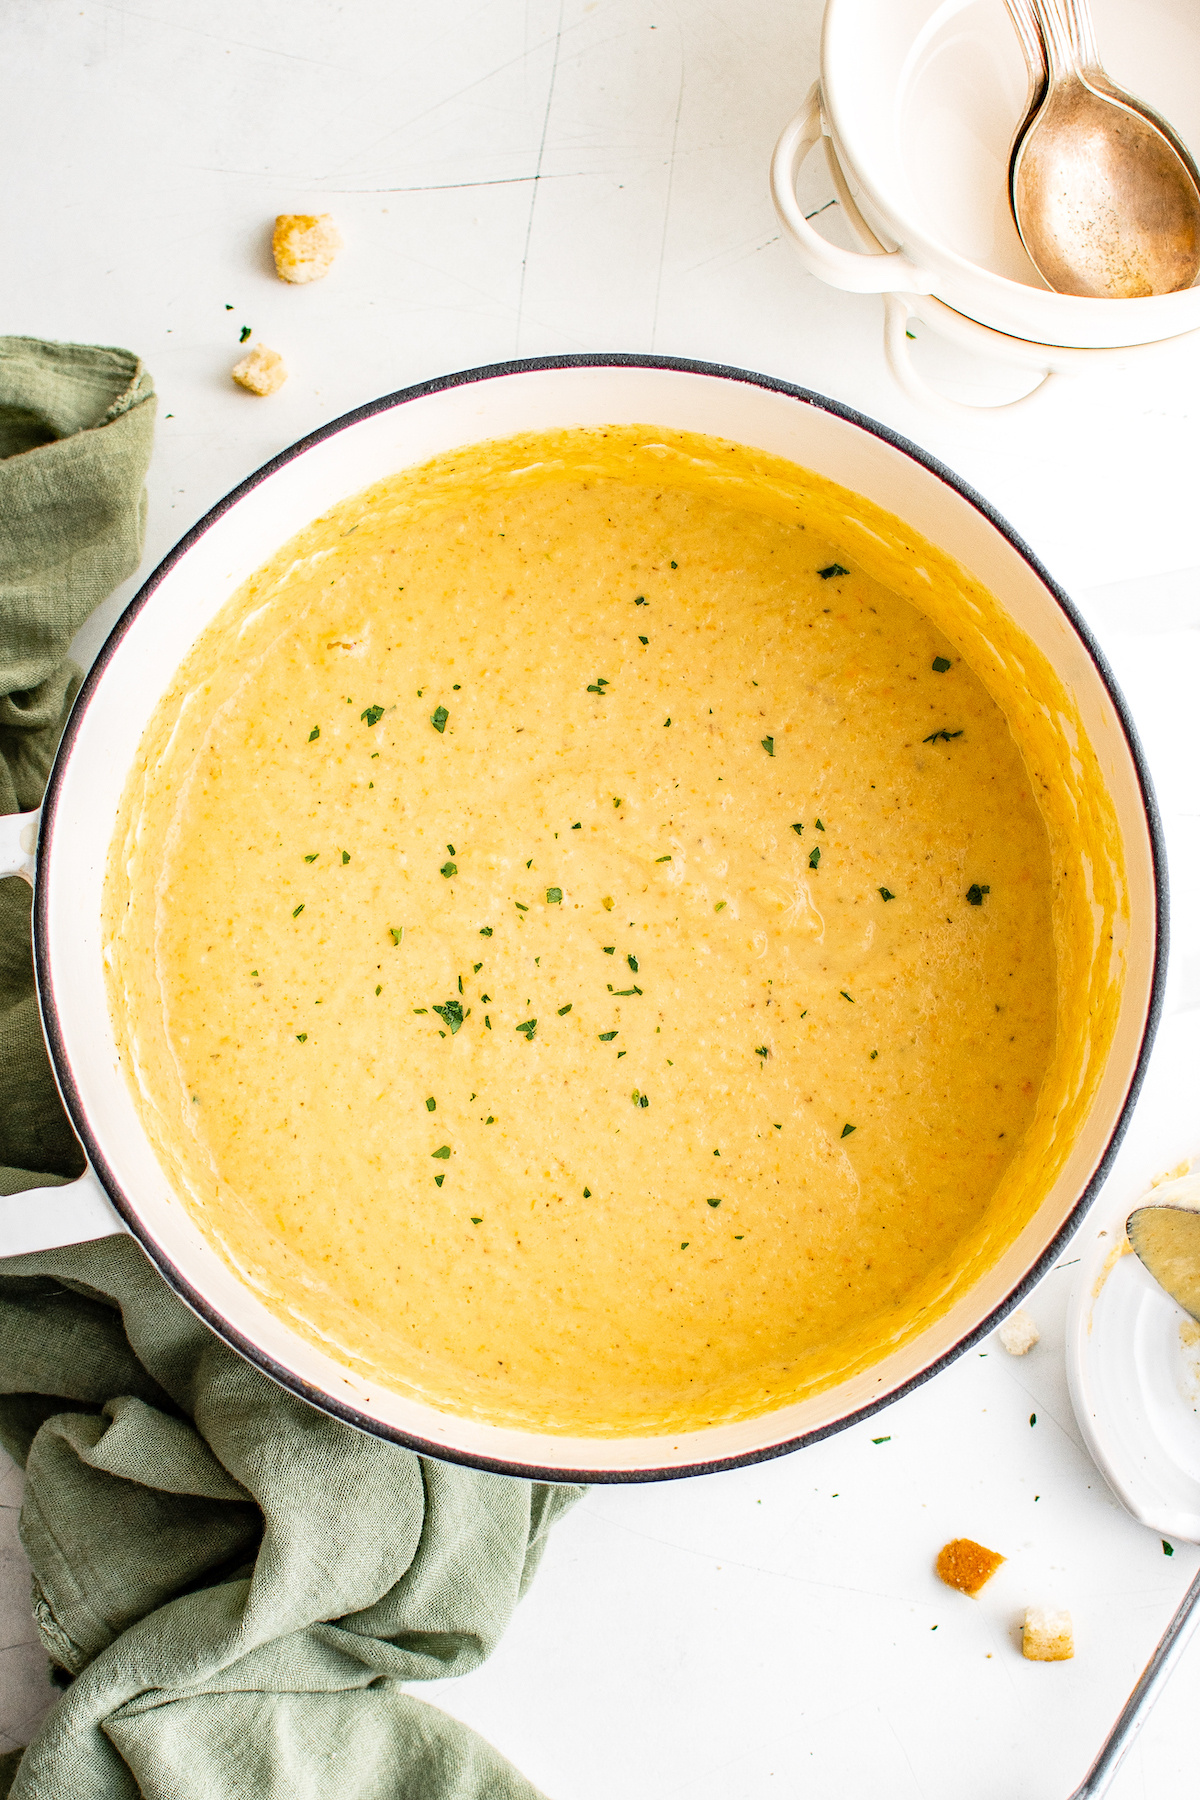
[34,351,1169,1485]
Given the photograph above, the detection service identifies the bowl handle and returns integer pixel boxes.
[883,294,1061,419]
[0,806,128,1254]
[770,85,935,294]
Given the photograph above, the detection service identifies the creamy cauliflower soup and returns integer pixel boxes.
[103,427,1124,1434]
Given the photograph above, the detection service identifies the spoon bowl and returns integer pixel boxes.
[1011,0,1200,298]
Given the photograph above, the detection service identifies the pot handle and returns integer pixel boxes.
[883,294,1061,419]
[0,806,128,1254]
[770,85,935,295]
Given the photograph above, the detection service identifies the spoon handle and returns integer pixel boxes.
[1027,0,1086,82]
[1003,0,1048,95]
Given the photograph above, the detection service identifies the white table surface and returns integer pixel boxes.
[3,2,1200,1794]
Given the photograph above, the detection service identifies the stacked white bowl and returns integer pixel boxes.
[772,0,1200,416]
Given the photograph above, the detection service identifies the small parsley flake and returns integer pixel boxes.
[375,985,382,995]
[761,736,774,756]
[655,855,672,863]
[251,970,258,977]
[572,822,582,829]
[515,1018,537,1040]
[598,1030,618,1041]
[670,560,678,569]
[815,819,825,831]
[664,717,671,727]
[634,595,647,605]
[840,990,854,1002]
[473,962,483,973]
[841,1123,856,1137]
[546,887,563,904]
[966,884,991,906]
[603,946,615,954]
[878,887,895,901]
[430,705,449,733]
[707,1198,722,1208]
[755,1045,769,1058]
[1164,1540,1175,1556]
[239,324,251,342]
[413,1008,427,1014]
[715,901,726,912]
[304,853,318,863]
[639,635,649,644]
[361,704,384,727]
[923,729,963,745]
[432,1000,464,1034]
[435,1174,445,1186]
[809,847,821,870]
[932,656,952,672]
[479,926,493,937]
[1030,1414,1037,1426]
[872,1435,890,1444]
[558,1003,572,1016]
[292,903,305,918]
[470,1214,482,1223]
[296,1032,307,1042]
[791,822,803,835]
[818,563,849,579]
[342,851,350,864]
[389,927,403,946]
[440,861,457,878]
[431,1145,451,1159]
[627,954,638,973]
[681,1241,689,1250]
[586,677,610,695]
[425,1097,437,1112]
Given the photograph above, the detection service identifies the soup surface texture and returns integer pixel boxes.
[105,427,1071,1435]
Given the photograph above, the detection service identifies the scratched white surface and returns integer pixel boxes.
[2,2,1200,1794]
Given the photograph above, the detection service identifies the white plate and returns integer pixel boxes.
[1068,1158,1200,1544]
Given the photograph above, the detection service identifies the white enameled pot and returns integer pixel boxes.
[771,0,1200,414]
[0,357,1167,1481]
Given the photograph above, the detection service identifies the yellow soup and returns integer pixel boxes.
[103,427,1125,1435]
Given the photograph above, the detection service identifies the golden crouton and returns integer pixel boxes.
[1023,1605,1074,1661]
[232,345,288,396]
[936,1538,1005,1596]
[272,213,342,284]
[999,1309,1040,1355]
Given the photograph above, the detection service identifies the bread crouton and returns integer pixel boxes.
[232,345,288,396]
[999,1309,1040,1355]
[936,1538,1005,1595]
[1023,1605,1074,1660]
[273,213,342,284]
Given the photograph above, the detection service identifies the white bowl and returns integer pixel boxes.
[773,0,1200,369]
[0,357,1167,1480]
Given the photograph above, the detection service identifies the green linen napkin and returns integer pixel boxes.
[0,339,581,1799]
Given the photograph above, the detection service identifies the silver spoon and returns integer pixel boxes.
[1006,0,1200,298]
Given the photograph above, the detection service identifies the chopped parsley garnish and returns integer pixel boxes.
[586,677,610,694]
[707,1198,722,1208]
[251,970,258,977]
[304,853,318,863]
[583,1187,591,1198]
[791,822,803,835]
[432,1000,464,1034]
[840,991,854,1002]
[1030,1414,1037,1427]
[430,705,449,733]
[413,1008,427,1014]
[514,901,528,912]
[932,656,952,673]
[878,887,895,901]
[572,822,582,829]
[870,1049,878,1059]
[239,324,252,342]
[808,847,820,870]
[639,635,649,645]
[342,851,350,864]
[440,861,457,878]
[434,1174,445,1186]
[923,729,963,744]
[966,884,991,906]
[361,704,384,727]
[602,894,615,908]
[664,717,671,727]
[715,900,726,912]
[872,1435,891,1444]
[680,1241,689,1250]
[296,1033,307,1042]
[425,1097,437,1112]
[1164,1540,1175,1556]
[761,736,774,756]
[447,844,455,855]
[486,1115,495,1124]
[627,954,638,973]
[755,1045,769,1058]
[431,1146,451,1158]
[841,1123,857,1137]
[613,986,642,997]
[389,927,403,946]
[546,887,563,904]
[375,985,382,995]
[598,1031,618,1042]
[557,1003,572,1015]
[457,976,463,995]
[525,859,532,869]
[470,1215,482,1223]
[670,560,678,569]
[635,595,647,606]
[603,946,615,955]
[515,1018,537,1040]
[818,564,849,579]
[292,903,305,918]
[632,1090,649,1108]
[308,726,320,742]
[655,855,672,863]
[815,819,825,831]
[484,1016,491,1029]
[473,962,483,973]
[479,926,493,937]
[480,994,491,1004]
